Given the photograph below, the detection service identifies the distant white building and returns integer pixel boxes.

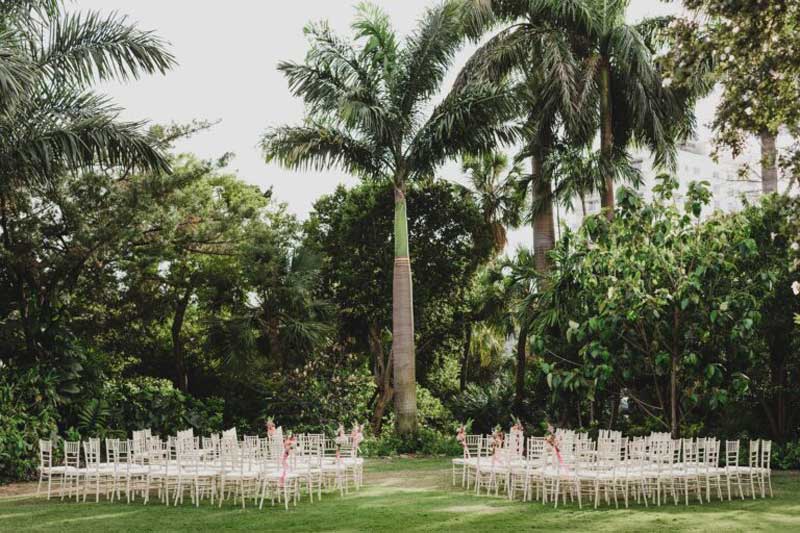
[558,140,768,233]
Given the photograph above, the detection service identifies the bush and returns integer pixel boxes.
[416,386,456,433]
[0,366,60,482]
[452,376,514,434]
[255,354,375,436]
[361,425,461,457]
[76,377,224,438]
[772,441,800,470]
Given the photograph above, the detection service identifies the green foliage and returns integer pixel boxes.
[253,354,375,436]
[772,441,800,470]
[361,426,461,457]
[97,377,223,438]
[526,178,800,439]
[453,376,515,434]
[666,1,800,168]
[0,367,59,482]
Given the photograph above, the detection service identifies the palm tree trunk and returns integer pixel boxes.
[172,285,193,393]
[599,60,615,218]
[392,185,417,435]
[460,323,471,392]
[532,153,555,274]
[513,324,528,417]
[760,130,778,194]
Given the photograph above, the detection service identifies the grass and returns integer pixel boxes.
[0,458,798,532]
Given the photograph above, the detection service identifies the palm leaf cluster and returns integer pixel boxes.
[0,0,175,188]
[262,0,521,184]
[459,0,710,215]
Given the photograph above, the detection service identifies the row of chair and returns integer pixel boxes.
[454,428,774,508]
[37,426,364,510]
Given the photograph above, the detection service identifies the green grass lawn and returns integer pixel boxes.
[0,458,798,532]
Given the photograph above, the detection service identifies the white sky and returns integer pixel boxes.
[77,0,715,251]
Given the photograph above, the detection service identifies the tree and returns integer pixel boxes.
[122,154,282,393]
[458,0,590,267]
[304,179,492,431]
[0,2,174,190]
[263,2,518,433]
[461,152,522,254]
[535,176,763,437]
[0,1,173,363]
[666,1,800,194]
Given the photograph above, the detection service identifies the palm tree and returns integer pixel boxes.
[461,152,522,254]
[573,0,705,214]
[263,2,518,434]
[0,2,175,187]
[0,1,174,360]
[458,0,595,272]
[461,0,705,217]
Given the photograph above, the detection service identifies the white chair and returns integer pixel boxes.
[61,440,82,501]
[758,440,773,498]
[36,440,67,500]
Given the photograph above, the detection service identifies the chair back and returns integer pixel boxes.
[39,439,53,469]
[760,440,772,470]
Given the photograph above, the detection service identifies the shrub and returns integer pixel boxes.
[772,441,800,470]
[416,386,456,433]
[361,425,461,457]
[452,376,514,434]
[0,366,60,482]
[83,377,224,438]
[255,354,375,436]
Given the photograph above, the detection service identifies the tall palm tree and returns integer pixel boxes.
[0,2,175,187]
[461,0,705,217]
[458,0,595,271]
[573,0,705,214]
[456,1,592,411]
[461,151,522,254]
[263,2,518,434]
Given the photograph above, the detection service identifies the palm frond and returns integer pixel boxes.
[352,2,398,77]
[262,124,385,178]
[408,82,521,177]
[0,30,34,112]
[0,88,169,183]
[393,0,465,116]
[33,10,175,86]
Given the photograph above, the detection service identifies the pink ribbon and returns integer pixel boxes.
[456,425,468,456]
[279,434,296,486]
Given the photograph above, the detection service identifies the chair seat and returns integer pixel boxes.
[41,465,78,474]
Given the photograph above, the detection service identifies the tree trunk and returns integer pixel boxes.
[513,324,528,417]
[460,323,471,392]
[760,130,778,194]
[599,60,615,218]
[670,308,680,438]
[532,153,555,274]
[172,285,193,393]
[608,389,620,430]
[392,185,417,435]
[368,322,393,434]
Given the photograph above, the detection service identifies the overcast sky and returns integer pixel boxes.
[76,0,712,251]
